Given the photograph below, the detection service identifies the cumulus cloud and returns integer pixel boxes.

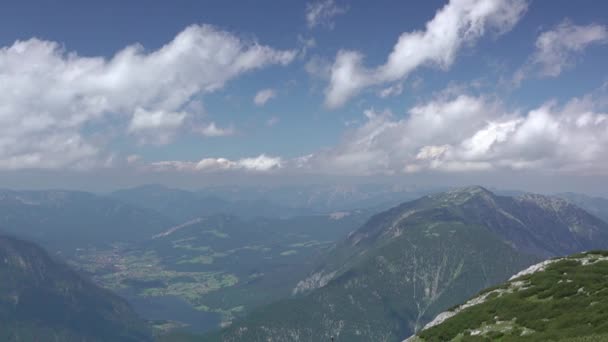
[306,0,348,29]
[149,154,283,173]
[0,24,295,169]
[531,20,608,77]
[324,0,528,108]
[128,108,188,144]
[298,94,608,175]
[254,88,277,106]
[196,122,235,137]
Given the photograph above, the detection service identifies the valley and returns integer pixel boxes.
[2,185,608,341]
[65,212,370,332]
[3,2,607,340]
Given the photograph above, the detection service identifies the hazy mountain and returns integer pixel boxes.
[197,184,441,213]
[0,235,151,341]
[110,184,312,221]
[409,251,608,341]
[0,189,173,252]
[211,186,608,341]
[557,192,608,223]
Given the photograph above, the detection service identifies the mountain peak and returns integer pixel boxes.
[517,192,570,209]
[449,185,492,195]
[428,185,495,205]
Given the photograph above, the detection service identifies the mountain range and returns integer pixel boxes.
[1,185,608,341]
[0,189,172,252]
[211,186,608,341]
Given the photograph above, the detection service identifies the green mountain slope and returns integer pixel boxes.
[211,186,608,341]
[409,251,608,342]
[0,235,151,341]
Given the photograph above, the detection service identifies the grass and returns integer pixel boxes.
[417,253,608,341]
[71,247,239,306]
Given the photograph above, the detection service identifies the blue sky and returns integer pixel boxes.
[0,0,607,192]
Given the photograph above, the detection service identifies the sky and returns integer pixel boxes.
[0,0,607,194]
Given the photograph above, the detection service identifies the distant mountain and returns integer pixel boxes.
[557,192,608,223]
[197,184,439,213]
[0,189,173,252]
[212,186,608,341]
[110,185,312,221]
[409,251,608,341]
[0,235,151,341]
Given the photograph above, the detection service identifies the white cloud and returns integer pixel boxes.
[298,93,608,175]
[266,116,280,127]
[306,0,348,29]
[254,88,277,106]
[305,55,332,79]
[532,20,608,77]
[237,155,283,171]
[149,154,283,173]
[324,0,528,108]
[128,108,188,144]
[0,24,295,169]
[126,154,142,164]
[196,122,235,137]
[297,36,317,58]
[378,83,404,98]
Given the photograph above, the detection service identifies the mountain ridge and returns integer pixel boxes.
[211,186,608,341]
[0,234,151,341]
[409,251,608,341]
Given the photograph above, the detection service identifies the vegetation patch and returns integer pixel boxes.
[417,253,608,341]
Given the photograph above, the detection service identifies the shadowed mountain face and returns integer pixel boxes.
[0,235,151,341]
[211,187,608,342]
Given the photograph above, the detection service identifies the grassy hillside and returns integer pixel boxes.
[410,251,608,341]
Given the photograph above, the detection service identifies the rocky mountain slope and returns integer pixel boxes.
[409,251,608,341]
[210,186,608,341]
[0,234,151,341]
[557,192,608,224]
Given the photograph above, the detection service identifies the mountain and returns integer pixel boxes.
[409,251,608,341]
[110,184,312,221]
[0,234,151,341]
[211,186,608,341]
[197,184,439,213]
[69,211,371,333]
[0,189,173,252]
[557,192,608,223]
